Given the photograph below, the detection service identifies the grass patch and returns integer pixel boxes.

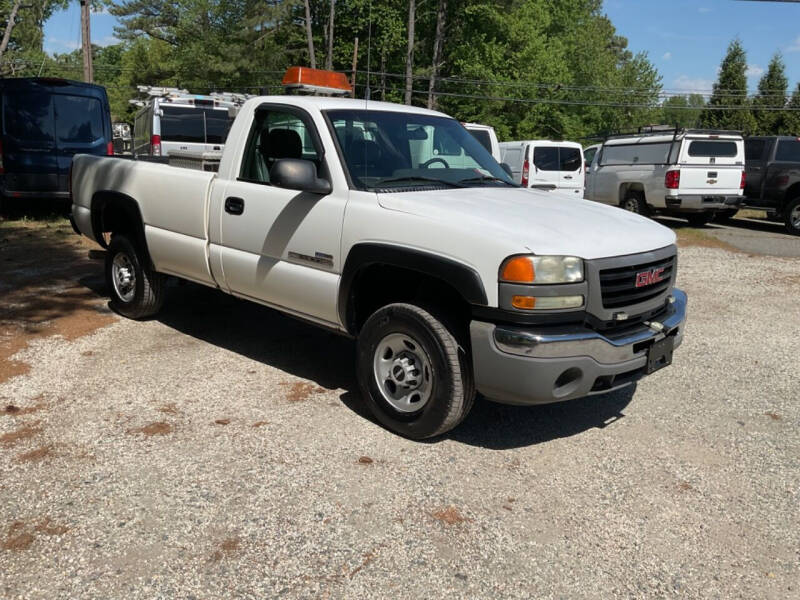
[676,228,740,252]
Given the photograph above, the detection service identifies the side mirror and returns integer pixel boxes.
[269,159,331,195]
[500,162,513,177]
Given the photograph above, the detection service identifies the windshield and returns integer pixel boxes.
[326,110,515,191]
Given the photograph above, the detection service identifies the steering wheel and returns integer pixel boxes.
[421,157,450,169]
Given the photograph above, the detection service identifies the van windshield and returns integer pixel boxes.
[160,106,233,144]
[326,110,514,191]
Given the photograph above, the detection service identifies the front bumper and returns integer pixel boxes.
[470,289,687,406]
[664,194,742,212]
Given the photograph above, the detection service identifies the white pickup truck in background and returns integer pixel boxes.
[584,128,745,226]
[70,71,687,439]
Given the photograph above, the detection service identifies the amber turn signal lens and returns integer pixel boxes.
[500,256,535,283]
[511,295,536,309]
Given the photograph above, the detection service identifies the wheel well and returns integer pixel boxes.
[344,264,471,336]
[91,191,151,264]
[784,182,800,209]
[619,183,645,204]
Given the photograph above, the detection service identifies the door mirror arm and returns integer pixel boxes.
[269,159,331,195]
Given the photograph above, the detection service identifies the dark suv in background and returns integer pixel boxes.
[741,136,800,235]
[0,77,112,202]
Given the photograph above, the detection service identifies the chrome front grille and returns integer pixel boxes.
[598,255,676,309]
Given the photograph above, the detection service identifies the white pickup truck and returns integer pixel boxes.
[70,92,687,439]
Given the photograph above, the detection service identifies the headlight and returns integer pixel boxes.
[500,255,584,284]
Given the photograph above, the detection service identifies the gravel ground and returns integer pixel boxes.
[1,238,799,599]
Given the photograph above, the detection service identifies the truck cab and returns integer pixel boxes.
[742,136,800,235]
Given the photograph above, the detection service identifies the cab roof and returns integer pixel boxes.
[240,95,451,118]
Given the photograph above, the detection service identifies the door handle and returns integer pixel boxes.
[564,175,573,179]
[224,196,244,215]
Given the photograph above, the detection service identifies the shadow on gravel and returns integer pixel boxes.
[155,282,357,393]
[157,282,639,445]
[444,385,636,450]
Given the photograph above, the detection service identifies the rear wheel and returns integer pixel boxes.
[784,197,800,236]
[105,234,165,319]
[687,213,712,227]
[620,193,648,215]
[356,303,474,440]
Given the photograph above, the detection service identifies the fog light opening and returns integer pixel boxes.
[553,367,583,398]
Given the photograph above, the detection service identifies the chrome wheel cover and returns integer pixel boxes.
[373,333,433,413]
[112,252,136,303]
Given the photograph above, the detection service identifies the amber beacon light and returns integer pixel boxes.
[282,67,352,95]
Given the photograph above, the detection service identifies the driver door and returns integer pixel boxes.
[216,106,346,326]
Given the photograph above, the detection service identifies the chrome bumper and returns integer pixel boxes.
[494,289,686,362]
[469,289,687,406]
[665,195,743,211]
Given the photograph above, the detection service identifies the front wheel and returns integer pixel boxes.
[105,234,165,319]
[356,303,474,439]
[784,197,800,236]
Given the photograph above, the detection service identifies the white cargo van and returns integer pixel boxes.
[131,88,247,157]
[499,140,584,197]
[584,128,745,226]
[463,122,501,162]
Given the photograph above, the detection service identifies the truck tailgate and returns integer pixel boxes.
[678,165,742,195]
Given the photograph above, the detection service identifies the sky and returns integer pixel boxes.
[43,0,800,94]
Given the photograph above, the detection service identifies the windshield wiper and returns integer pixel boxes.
[457,175,517,187]
[372,175,465,188]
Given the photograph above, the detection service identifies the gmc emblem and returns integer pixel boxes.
[635,267,665,288]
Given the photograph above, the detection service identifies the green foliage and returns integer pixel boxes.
[700,38,757,134]
[661,94,705,129]
[752,53,788,135]
[784,83,800,136]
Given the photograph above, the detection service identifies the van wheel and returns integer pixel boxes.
[687,213,712,227]
[785,197,800,236]
[621,193,648,215]
[105,234,165,319]
[356,303,475,440]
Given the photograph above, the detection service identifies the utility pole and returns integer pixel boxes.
[80,0,93,83]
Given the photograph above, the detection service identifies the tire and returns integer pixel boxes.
[356,303,475,440]
[715,209,738,222]
[105,234,165,319]
[620,193,648,215]
[784,197,800,236]
[686,213,712,227]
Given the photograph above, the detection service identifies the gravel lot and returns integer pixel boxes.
[1,218,798,599]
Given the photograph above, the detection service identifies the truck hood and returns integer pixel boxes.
[378,187,676,259]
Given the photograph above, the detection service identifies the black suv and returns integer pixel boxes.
[740,136,800,235]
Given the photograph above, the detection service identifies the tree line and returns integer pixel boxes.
[0,1,797,140]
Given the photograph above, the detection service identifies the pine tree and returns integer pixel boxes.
[753,54,788,135]
[700,39,756,134]
[785,83,800,136]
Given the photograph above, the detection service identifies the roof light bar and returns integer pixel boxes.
[282,67,352,96]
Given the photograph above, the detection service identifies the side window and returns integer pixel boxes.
[745,139,765,162]
[775,140,800,162]
[583,147,596,166]
[559,147,582,171]
[240,109,320,183]
[533,146,559,171]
